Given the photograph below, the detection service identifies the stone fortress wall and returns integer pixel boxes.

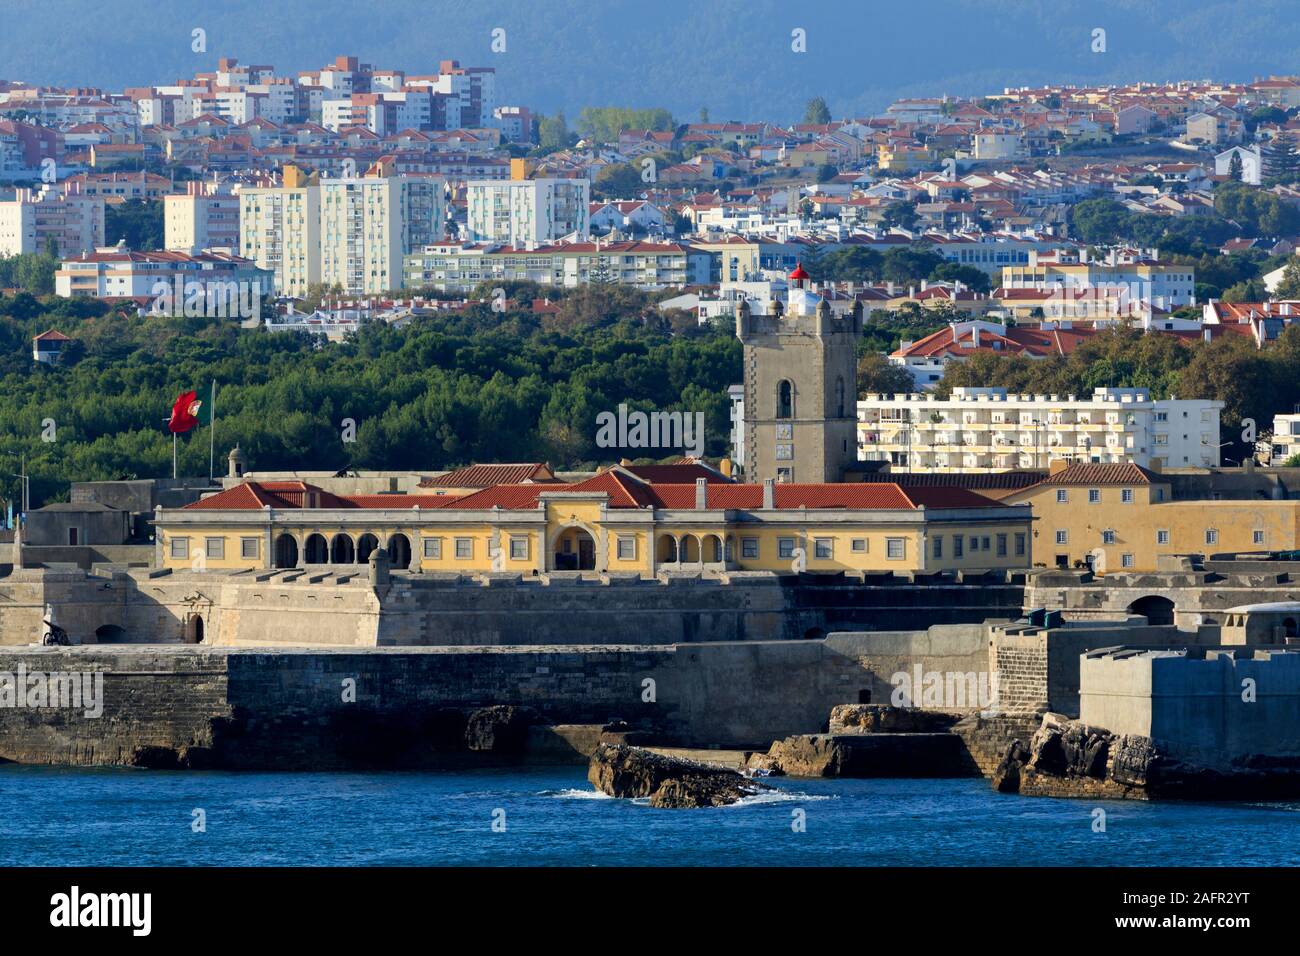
[0,565,1027,648]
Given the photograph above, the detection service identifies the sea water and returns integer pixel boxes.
[1,765,1297,866]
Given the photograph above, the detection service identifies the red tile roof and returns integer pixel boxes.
[185,475,1009,513]
[1025,463,1163,487]
[418,462,557,488]
[185,482,461,510]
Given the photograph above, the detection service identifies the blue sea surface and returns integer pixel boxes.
[1,764,1297,866]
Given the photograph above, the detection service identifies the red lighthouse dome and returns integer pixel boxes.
[788,262,809,286]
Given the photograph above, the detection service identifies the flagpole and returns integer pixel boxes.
[173,432,177,480]
[208,379,216,484]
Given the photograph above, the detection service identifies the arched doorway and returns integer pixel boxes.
[1127,595,1175,626]
[185,614,205,644]
[304,533,329,564]
[704,534,724,564]
[95,624,128,643]
[680,534,701,564]
[553,526,596,571]
[387,533,412,570]
[331,533,355,564]
[356,533,379,563]
[273,533,298,569]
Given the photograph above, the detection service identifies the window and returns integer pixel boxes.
[1157,529,1170,545]
[1122,553,1134,569]
[1253,530,1265,545]
[1102,530,1117,545]
[776,467,793,483]
[742,537,760,559]
[776,380,793,419]
[932,536,943,559]
[1121,488,1134,503]
[1205,529,1218,545]
[1056,489,1068,503]
[996,534,1007,557]
[814,538,833,559]
[455,537,473,559]
[982,536,991,551]
[170,536,189,559]
[1015,533,1026,557]
[241,537,259,559]
[1055,530,1068,546]
[954,535,964,558]
[969,536,979,552]
[424,538,442,559]
[778,537,796,559]
[850,538,867,553]
[205,537,224,559]
[616,536,636,561]
[886,537,905,560]
[510,536,530,560]
[1088,489,1101,504]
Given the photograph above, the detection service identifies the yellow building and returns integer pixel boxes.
[154,466,1032,576]
[1000,462,1300,572]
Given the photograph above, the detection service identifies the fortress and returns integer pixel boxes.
[7,272,1300,775]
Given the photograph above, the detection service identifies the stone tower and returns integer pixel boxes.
[735,265,862,483]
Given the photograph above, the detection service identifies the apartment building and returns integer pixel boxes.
[1262,410,1300,466]
[857,386,1223,473]
[465,177,589,248]
[0,185,104,257]
[319,175,445,294]
[1000,249,1196,308]
[164,180,241,253]
[241,165,445,296]
[403,239,701,292]
[239,165,322,297]
[55,249,270,305]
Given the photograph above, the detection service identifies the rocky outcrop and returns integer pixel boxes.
[829,705,958,734]
[993,712,1300,801]
[752,732,978,778]
[464,705,540,753]
[588,743,769,808]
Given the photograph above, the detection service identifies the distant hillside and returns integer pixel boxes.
[2,0,1299,122]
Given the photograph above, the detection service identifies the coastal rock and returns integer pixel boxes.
[763,732,977,778]
[991,740,1029,794]
[765,735,851,777]
[829,704,957,734]
[649,774,757,808]
[128,744,214,769]
[1026,712,1109,778]
[588,743,768,807]
[464,705,540,753]
[743,751,785,776]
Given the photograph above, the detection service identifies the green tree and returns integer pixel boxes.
[1275,258,1300,299]
[536,112,574,152]
[592,163,645,200]
[803,97,831,125]
[104,200,164,251]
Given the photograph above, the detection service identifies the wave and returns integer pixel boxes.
[539,788,613,800]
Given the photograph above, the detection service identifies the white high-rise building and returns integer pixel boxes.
[319,176,445,295]
[239,167,322,298]
[857,387,1223,473]
[466,178,589,249]
[0,185,104,258]
[241,167,446,297]
[165,181,241,254]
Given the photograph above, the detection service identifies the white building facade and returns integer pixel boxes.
[857,386,1223,473]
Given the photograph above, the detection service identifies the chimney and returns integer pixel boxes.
[695,477,708,509]
[1049,458,1071,475]
[762,478,776,509]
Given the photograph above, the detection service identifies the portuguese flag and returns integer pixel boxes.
[168,389,212,434]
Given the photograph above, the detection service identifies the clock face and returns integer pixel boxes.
[776,423,793,440]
